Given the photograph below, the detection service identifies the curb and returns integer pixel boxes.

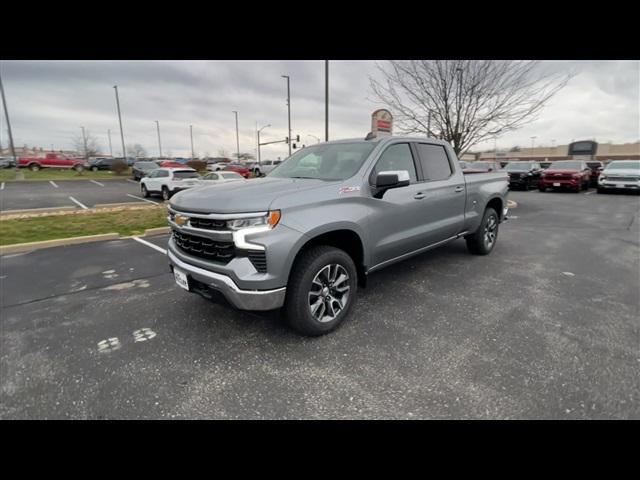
[0,227,172,255]
[507,200,518,208]
[93,202,151,208]
[0,206,77,215]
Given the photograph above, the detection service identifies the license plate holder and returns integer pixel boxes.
[174,267,190,290]
[553,182,561,187]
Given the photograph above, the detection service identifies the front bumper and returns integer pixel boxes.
[168,249,286,310]
[539,178,581,188]
[598,180,640,190]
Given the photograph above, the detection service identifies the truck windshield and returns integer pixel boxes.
[269,142,377,181]
[505,163,533,171]
[549,161,582,169]
[606,161,640,170]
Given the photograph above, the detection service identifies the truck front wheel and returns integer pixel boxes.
[285,245,357,336]
[466,207,499,255]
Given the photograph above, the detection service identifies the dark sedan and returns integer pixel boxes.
[131,161,159,181]
[504,161,543,190]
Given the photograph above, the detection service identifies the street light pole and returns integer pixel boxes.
[282,75,291,156]
[155,121,162,158]
[325,60,329,142]
[80,126,88,161]
[257,123,271,165]
[113,85,127,159]
[232,111,240,161]
[0,70,17,166]
[531,136,537,152]
[107,129,113,157]
[190,124,195,160]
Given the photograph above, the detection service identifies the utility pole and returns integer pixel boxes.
[80,126,88,161]
[113,85,126,159]
[531,136,537,152]
[325,60,329,142]
[282,75,291,156]
[155,121,162,158]
[494,137,498,160]
[427,111,431,137]
[190,124,195,160]
[0,69,17,166]
[257,123,271,165]
[107,129,113,157]
[232,111,240,161]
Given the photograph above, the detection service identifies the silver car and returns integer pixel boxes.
[597,160,640,193]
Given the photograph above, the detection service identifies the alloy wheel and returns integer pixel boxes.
[483,214,498,249]
[308,264,350,323]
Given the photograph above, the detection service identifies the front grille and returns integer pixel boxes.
[188,217,227,230]
[606,176,639,182]
[547,174,572,180]
[173,230,234,263]
[247,251,267,273]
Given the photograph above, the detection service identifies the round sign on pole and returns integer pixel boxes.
[371,109,393,137]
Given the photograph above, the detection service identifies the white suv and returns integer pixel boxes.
[255,159,282,176]
[140,168,200,200]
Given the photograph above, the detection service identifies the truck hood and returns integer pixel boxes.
[169,176,333,214]
[543,169,581,174]
[603,168,640,177]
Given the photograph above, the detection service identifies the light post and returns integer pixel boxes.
[531,136,537,152]
[155,121,162,158]
[494,137,498,161]
[257,123,271,165]
[80,126,88,161]
[325,60,329,141]
[113,85,127,159]
[281,75,291,156]
[307,134,320,144]
[0,70,17,167]
[107,129,113,157]
[232,111,239,161]
[190,124,195,160]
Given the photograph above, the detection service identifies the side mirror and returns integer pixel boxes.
[373,170,411,199]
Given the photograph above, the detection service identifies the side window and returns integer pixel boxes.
[147,170,157,178]
[416,144,453,181]
[158,170,169,178]
[371,143,417,184]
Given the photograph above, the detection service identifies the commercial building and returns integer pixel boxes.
[478,141,640,164]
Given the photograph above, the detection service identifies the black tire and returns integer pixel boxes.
[29,163,40,171]
[538,186,546,192]
[161,186,171,201]
[141,184,150,198]
[465,207,499,256]
[254,169,261,177]
[74,164,84,172]
[284,245,358,336]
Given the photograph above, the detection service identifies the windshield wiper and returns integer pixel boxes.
[289,176,318,179]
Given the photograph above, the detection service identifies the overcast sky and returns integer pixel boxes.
[1,60,638,158]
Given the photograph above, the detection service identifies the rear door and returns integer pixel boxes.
[412,142,466,240]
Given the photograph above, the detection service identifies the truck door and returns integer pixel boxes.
[413,142,466,241]
[367,142,444,266]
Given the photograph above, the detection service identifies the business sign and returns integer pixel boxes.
[371,109,393,137]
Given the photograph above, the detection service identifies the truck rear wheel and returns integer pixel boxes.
[284,245,357,336]
[466,207,499,255]
[29,163,40,171]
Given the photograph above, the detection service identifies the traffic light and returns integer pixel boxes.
[285,136,289,144]
[293,143,297,149]
[296,135,300,142]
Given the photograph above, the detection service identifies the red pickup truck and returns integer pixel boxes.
[18,153,87,171]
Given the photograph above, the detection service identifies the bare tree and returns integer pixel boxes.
[232,152,255,161]
[71,130,101,158]
[369,60,572,155]
[126,143,147,158]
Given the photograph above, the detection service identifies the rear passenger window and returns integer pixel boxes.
[371,143,417,184]
[417,144,453,181]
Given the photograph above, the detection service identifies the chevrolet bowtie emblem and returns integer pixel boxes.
[175,214,189,226]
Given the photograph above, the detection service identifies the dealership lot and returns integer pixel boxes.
[0,190,638,419]
[0,179,154,212]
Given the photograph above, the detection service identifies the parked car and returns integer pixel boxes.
[166,135,509,336]
[597,160,640,194]
[540,161,553,169]
[18,152,86,171]
[0,156,16,168]
[206,162,232,172]
[199,171,246,184]
[140,167,200,200]
[256,159,283,176]
[462,160,503,173]
[538,160,591,192]
[586,161,605,187]
[159,161,188,168]
[223,163,251,178]
[504,161,543,190]
[88,157,118,171]
[131,161,159,181]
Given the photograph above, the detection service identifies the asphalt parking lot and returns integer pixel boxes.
[1,189,638,419]
[0,178,155,212]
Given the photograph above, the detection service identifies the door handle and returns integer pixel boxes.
[413,193,426,200]
[454,186,464,193]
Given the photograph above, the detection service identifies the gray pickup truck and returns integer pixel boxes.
[167,136,509,335]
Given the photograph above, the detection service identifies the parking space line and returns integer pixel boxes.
[132,236,167,255]
[49,181,59,188]
[127,194,160,205]
[90,180,105,187]
[585,190,596,195]
[1,182,4,190]
[68,196,89,210]
[126,179,138,184]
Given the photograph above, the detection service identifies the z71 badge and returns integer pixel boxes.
[338,186,361,194]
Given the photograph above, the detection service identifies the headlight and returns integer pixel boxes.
[226,210,281,231]
[599,175,606,181]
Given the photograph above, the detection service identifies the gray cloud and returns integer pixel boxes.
[1,60,637,158]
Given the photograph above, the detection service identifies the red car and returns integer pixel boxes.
[159,161,188,168]
[223,163,251,178]
[18,152,86,171]
[586,161,604,187]
[538,160,592,192]
[461,160,503,173]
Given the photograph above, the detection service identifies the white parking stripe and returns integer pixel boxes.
[49,181,59,188]
[126,179,138,184]
[0,182,4,190]
[90,180,105,187]
[585,190,596,195]
[69,196,89,209]
[132,236,167,255]
[127,194,160,205]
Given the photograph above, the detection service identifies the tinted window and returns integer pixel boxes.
[157,170,169,178]
[416,144,452,181]
[173,170,199,179]
[371,143,417,183]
